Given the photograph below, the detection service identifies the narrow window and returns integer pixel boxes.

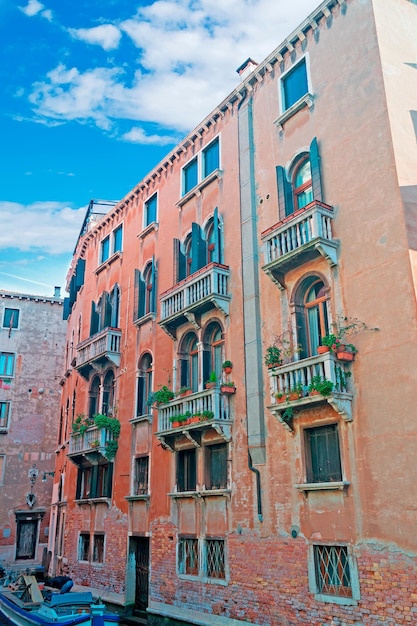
[134,456,149,495]
[79,533,90,561]
[136,354,153,417]
[293,157,313,210]
[0,353,14,377]
[305,424,342,483]
[0,455,5,485]
[206,443,228,490]
[113,225,123,253]
[3,308,19,330]
[205,538,225,580]
[314,545,352,598]
[183,157,198,195]
[282,58,308,110]
[0,402,10,430]
[177,448,196,492]
[144,194,157,226]
[100,236,110,263]
[101,370,115,416]
[202,137,219,178]
[295,277,329,359]
[178,537,199,575]
[93,534,105,563]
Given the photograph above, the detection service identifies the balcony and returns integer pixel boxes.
[75,327,121,380]
[155,387,232,451]
[267,352,353,431]
[159,263,230,339]
[68,425,117,464]
[261,201,338,289]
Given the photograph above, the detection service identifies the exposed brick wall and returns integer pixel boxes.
[149,525,417,626]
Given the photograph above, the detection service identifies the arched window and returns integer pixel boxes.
[179,333,199,392]
[143,265,154,315]
[205,208,221,264]
[88,376,100,418]
[292,156,313,211]
[102,370,115,416]
[136,354,153,417]
[202,322,224,384]
[294,277,329,359]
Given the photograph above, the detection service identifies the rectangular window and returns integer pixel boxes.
[93,534,105,563]
[0,402,10,430]
[282,58,308,110]
[205,538,225,580]
[305,424,342,483]
[0,455,5,485]
[202,137,219,178]
[134,456,149,495]
[79,533,90,561]
[0,352,14,377]
[314,545,352,598]
[76,466,92,499]
[113,225,123,253]
[178,537,199,576]
[3,308,20,330]
[100,236,110,263]
[183,157,198,195]
[144,194,157,226]
[177,448,196,492]
[206,443,228,490]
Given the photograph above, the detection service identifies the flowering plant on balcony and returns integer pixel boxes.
[321,334,341,352]
[148,385,175,406]
[71,414,93,435]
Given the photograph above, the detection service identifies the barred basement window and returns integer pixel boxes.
[205,538,225,580]
[178,537,199,576]
[79,533,90,561]
[93,534,105,563]
[314,545,352,598]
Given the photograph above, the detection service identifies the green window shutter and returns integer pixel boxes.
[276,165,293,219]
[75,259,86,291]
[90,301,99,336]
[63,298,71,321]
[212,207,221,264]
[150,257,157,314]
[191,223,206,273]
[174,238,186,283]
[310,137,322,202]
[134,269,146,320]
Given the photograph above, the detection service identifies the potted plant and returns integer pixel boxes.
[336,343,357,362]
[264,346,282,369]
[308,374,334,397]
[220,381,236,394]
[222,360,233,375]
[288,382,303,401]
[178,386,192,397]
[274,391,286,404]
[148,385,175,406]
[201,409,214,421]
[205,371,218,389]
[320,334,340,353]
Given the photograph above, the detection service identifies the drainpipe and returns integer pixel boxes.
[248,450,263,522]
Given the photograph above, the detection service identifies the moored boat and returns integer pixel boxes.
[0,575,120,626]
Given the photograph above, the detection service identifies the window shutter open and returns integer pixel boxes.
[212,207,221,263]
[174,238,186,283]
[90,301,99,336]
[134,269,146,321]
[276,165,293,219]
[310,137,323,202]
[191,222,206,273]
[75,259,86,291]
[150,257,157,314]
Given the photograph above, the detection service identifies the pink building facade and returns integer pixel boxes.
[53,1,417,624]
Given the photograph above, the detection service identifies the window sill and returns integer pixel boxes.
[75,497,111,506]
[129,414,153,425]
[94,251,122,275]
[177,169,223,208]
[0,428,9,434]
[274,93,314,130]
[313,593,358,606]
[295,481,350,493]
[169,488,231,499]
[138,221,159,239]
[133,311,155,328]
[125,494,150,502]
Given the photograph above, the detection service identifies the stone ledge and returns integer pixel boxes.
[148,600,255,626]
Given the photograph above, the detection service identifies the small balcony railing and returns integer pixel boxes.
[159,263,230,338]
[75,328,121,379]
[261,201,338,288]
[68,425,117,457]
[155,387,232,450]
[268,352,353,427]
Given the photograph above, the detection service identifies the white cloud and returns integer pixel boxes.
[28,0,320,134]
[19,0,44,17]
[68,24,122,51]
[121,126,178,145]
[0,201,86,254]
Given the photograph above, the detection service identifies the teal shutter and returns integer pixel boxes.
[134,269,146,320]
[150,257,157,314]
[90,301,99,336]
[310,137,322,202]
[276,165,293,219]
[191,223,206,273]
[212,207,221,264]
[174,238,186,282]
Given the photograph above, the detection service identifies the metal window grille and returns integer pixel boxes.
[135,457,149,495]
[178,538,199,575]
[205,539,225,579]
[314,545,352,597]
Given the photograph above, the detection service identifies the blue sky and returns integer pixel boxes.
[0,0,319,297]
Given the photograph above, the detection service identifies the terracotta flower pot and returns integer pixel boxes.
[317,345,330,354]
[337,351,355,362]
[221,385,236,394]
[288,392,302,401]
[223,366,233,375]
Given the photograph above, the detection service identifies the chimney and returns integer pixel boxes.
[236,58,258,81]
[54,286,61,298]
